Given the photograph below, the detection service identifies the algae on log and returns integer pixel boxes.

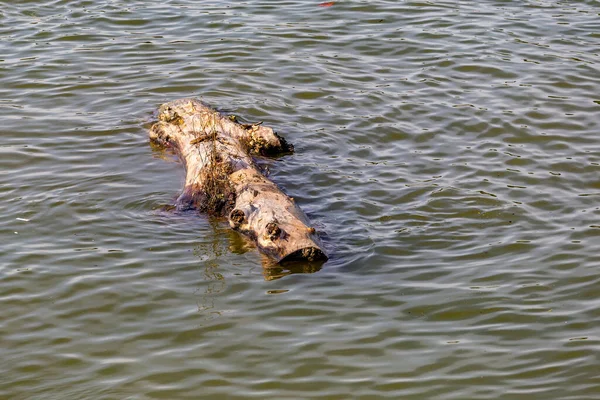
[149,98,328,263]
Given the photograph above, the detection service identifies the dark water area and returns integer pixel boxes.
[1,1,599,398]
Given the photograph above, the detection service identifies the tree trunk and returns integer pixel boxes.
[149,98,328,263]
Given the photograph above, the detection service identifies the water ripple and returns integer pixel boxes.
[1,0,600,399]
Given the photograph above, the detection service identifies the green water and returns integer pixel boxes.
[1,1,599,399]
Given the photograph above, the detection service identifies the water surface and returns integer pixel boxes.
[1,1,599,399]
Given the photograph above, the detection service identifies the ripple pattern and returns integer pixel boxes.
[1,1,600,399]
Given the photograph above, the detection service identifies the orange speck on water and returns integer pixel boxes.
[319,2,335,6]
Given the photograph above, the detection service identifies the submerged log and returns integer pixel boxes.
[149,98,327,263]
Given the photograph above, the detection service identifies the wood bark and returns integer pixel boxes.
[149,98,327,263]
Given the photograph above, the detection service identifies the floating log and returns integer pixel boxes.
[149,98,328,263]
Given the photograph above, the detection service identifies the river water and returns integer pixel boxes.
[1,1,599,399]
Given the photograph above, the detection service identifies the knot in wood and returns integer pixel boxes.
[265,221,282,241]
[230,209,246,227]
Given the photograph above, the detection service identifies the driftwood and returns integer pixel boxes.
[149,98,327,263]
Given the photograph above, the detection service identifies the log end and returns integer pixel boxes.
[242,127,294,157]
[228,205,328,264]
[255,219,328,264]
[280,246,328,263]
[149,121,174,147]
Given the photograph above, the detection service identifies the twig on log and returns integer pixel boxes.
[149,98,328,263]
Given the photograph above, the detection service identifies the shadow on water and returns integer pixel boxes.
[191,217,324,282]
[226,223,324,280]
[261,256,325,281]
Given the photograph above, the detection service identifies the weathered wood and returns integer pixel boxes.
[149,98,327,263]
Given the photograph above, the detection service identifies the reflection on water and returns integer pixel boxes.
[193,223,228,317]
[261,256,325,281]
[195,221,323,281]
